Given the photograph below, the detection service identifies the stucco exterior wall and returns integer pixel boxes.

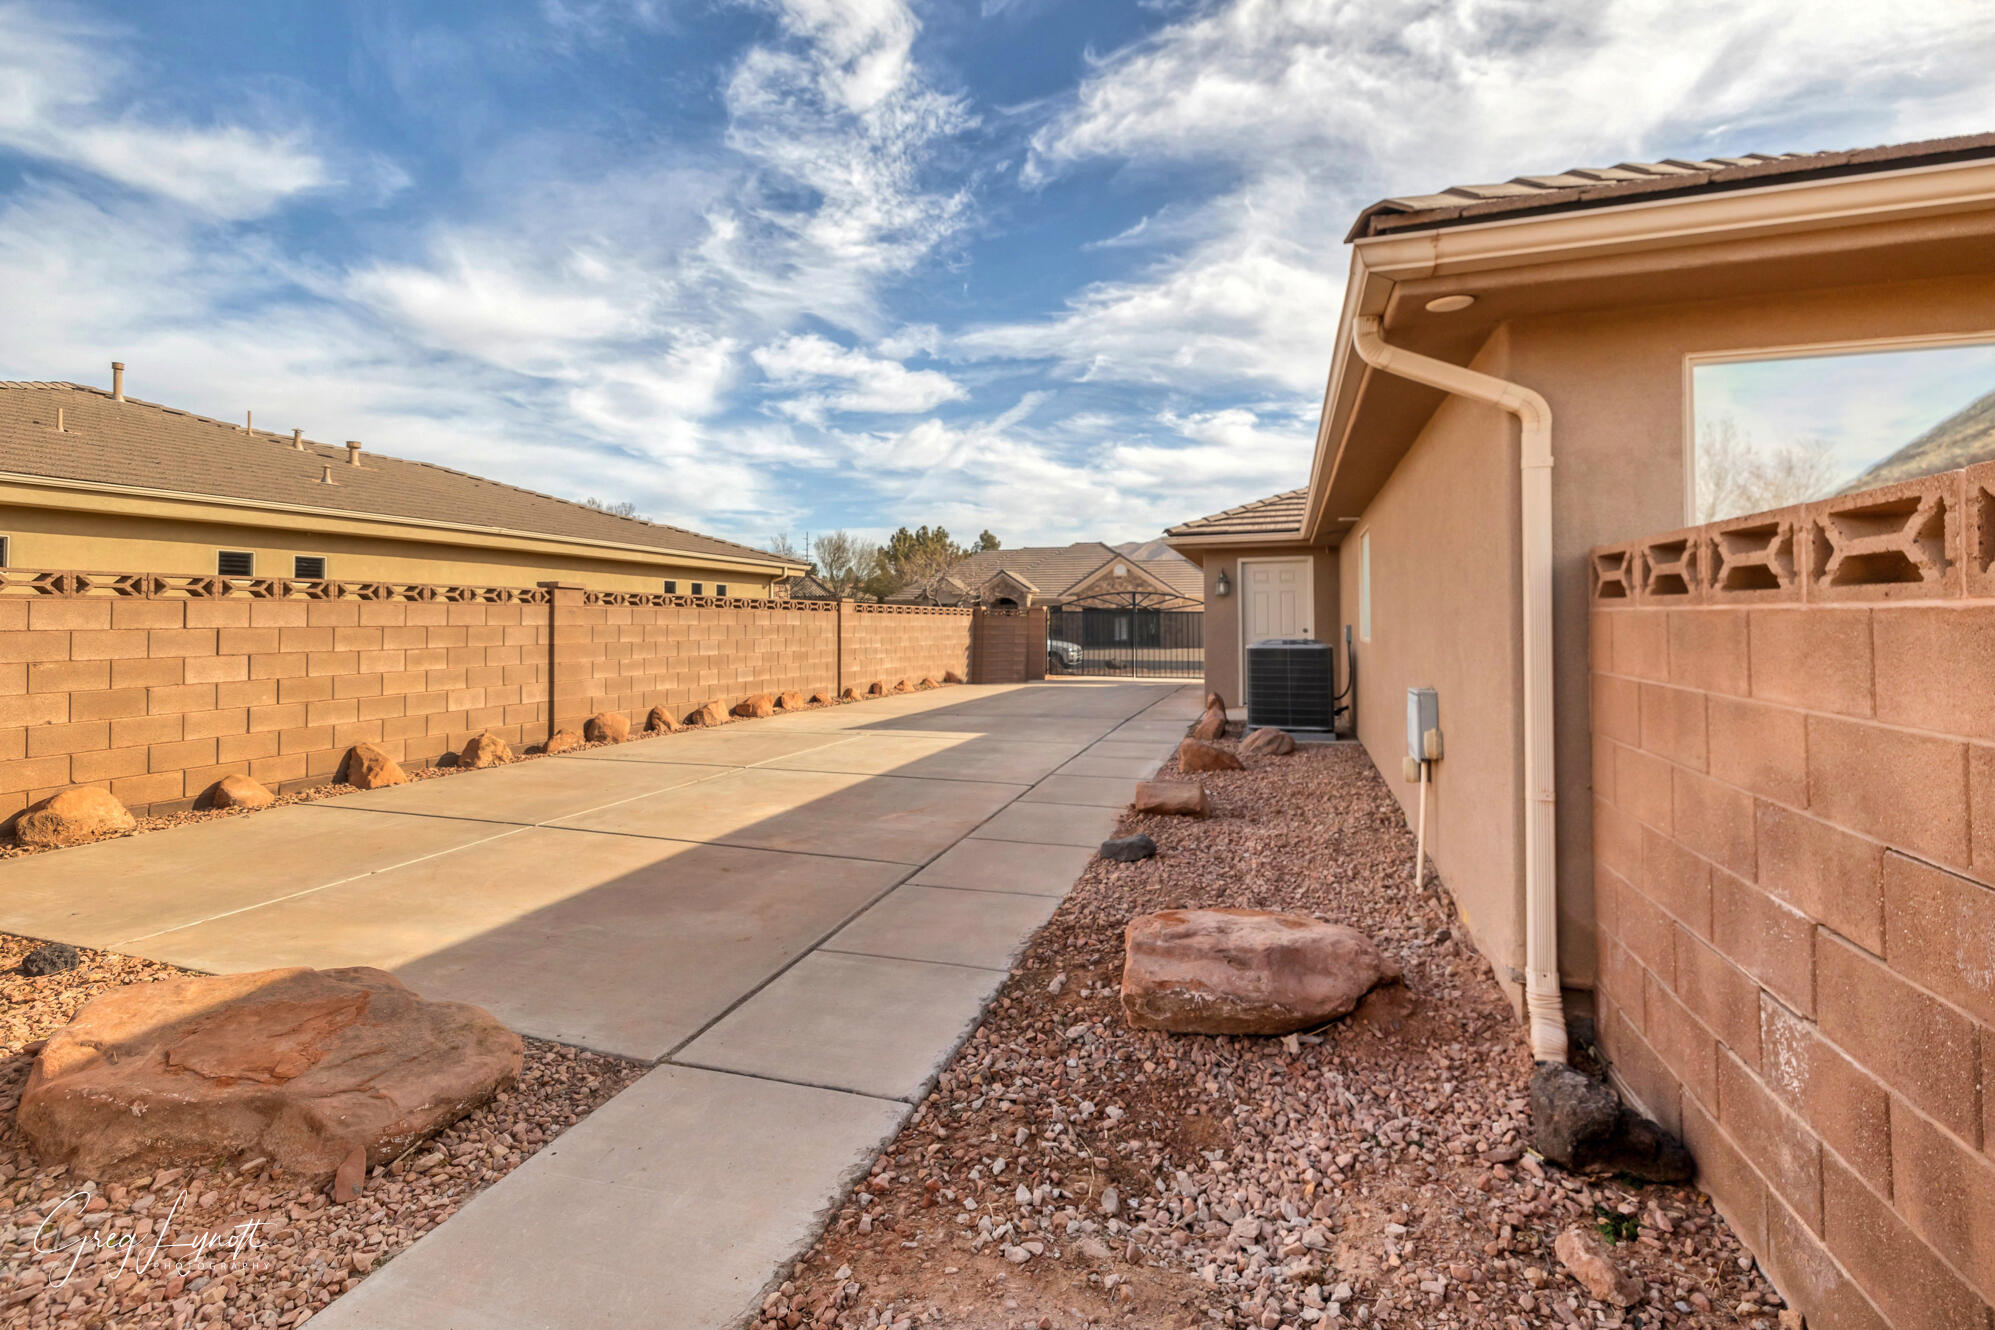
[1338,331,1528,1001]
[0,489,785,596]
[1194,545,1339,708]
[1589,462,1995,1330]
[1329,267,1995,1003]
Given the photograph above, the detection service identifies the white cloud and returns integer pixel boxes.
[752,333,966,420]
[0,4,329,218]
[972,0,1995,401]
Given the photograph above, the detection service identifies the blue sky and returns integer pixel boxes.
[2,1,1992,554]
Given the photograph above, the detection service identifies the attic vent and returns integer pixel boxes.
[294,555,327,580]
[217,550,255,577]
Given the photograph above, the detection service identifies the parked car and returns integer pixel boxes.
[1047,638,1083,671]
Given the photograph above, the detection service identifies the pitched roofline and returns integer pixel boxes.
[0,381,806,572]
[0,469,810,575]
[1345,133,1995,242]
[1301,149,1995,545]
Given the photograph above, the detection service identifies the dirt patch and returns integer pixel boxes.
[761,740,1786,1329]
[0,933,645,1327]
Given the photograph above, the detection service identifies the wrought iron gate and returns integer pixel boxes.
[1045,603,1203,678]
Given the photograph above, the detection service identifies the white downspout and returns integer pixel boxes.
[1350,314,1568,1065]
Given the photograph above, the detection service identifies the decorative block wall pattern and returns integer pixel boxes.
[0,571,985,818]
[1589,461,1995,1330]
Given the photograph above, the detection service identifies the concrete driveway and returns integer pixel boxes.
[0,679,1202,1330]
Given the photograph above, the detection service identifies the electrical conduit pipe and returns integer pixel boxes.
[1350,315,1568,1065]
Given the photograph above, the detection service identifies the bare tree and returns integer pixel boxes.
[811,531,882,597]
[1694,415,1842,523]
[765,532,804,561]
[584,497,640,519]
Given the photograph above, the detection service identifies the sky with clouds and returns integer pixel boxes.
[1,1,1992,554]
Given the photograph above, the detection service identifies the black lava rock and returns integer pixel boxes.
[1099,834,1157,863]
[1531,1061,1693,1183]
[20,941,80,976]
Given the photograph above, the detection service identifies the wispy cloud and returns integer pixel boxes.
[0,4,330,218]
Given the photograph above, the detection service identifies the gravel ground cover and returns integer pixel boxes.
[0,934,646,1327]
[762,737,1784,1330]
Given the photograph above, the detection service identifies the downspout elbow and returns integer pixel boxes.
[1349,313,1567,1065]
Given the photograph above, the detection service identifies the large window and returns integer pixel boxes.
[1690,338,1995,524]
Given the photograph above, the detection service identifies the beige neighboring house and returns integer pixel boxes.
[891,541,1202,610]
[1167,132,1995,1042]
[0,371,807,594]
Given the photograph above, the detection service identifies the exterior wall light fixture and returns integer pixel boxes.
[1215,569,1231,597]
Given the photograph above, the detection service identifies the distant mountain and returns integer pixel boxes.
[1842,386,1995,492]
[1116,538,1179,562]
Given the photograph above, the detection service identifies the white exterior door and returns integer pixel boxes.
[1240,558,1311,646]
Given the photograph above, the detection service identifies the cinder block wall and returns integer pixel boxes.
[840,603,973,691]
[1589,461,1995,1330]
[969,607,1047,684]
[0,575,983,819]
[549,593,842,733]
[0,594,551,818]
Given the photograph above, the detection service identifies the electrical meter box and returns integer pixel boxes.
[1407,687,1439,760]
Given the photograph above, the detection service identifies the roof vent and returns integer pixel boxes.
[111,361,124,401]
[346,440,363,467]
[244,410,253,433]
[292,428,304,450]
[320,464,336,484]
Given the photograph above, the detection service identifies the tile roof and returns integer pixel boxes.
[1345,133,1995,241]
[0,381,796,568]
[893,541,1201,604]
[1165,488,1308,540]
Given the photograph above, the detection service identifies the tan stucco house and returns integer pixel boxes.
[0,371,806,594]
[1168,132,1995,1056]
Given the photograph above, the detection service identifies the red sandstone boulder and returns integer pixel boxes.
[211,773,275,809]
[1241,727,1296,757]
[918,676,940,689]
[584,711,630,743]
[1132,781,1210,818]
[645,706,681,733]
[1204,690,1226,713]
[1177,738,1243,773]
[867,682,886,697]
[776,692,808,710]
[15,787,136,848]
[733,693,776,719]
[943,670,964,684]
[687,700,728,727]
[341,743,405,790]
[808,692,834,706]
[19,966,521,1186]
[1120,909,1397,1035]
[1190,707,1227,741]
[543,729,585,754]
[460,732,513,769]
[892,679,912,694]
[841,687,863,701]
[1555,1226,1643,1307]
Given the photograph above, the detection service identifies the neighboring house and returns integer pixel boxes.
[0,372,807,594]
[1168,131,1995,1047]
[777,572,839,600]
[891,541,1202,610]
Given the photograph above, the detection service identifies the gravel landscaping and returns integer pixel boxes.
[761,736,1787,1330]
[0,934,645,1327]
